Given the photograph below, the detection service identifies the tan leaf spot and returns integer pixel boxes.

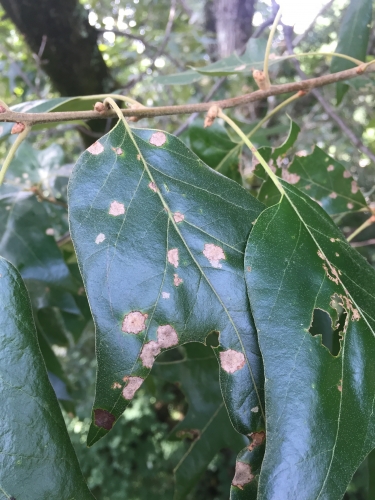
[122,311,148,334]
[95,233,106,244]
[317,250,325,260]
[157,325,178,348]
[112,382,121,389]
[149,182,158,192]
[140,341,161,368]
[327,165,334,171]
[203,243,225,268]
[162,292,170,299]
[234,64,246,71]
[220,349,245,373]
[343,170,351,178]
[88,141,104,155]
[149,131,166,146]
[251,406,259,413]
[232,462,254,489]
[351,181,358,194]
[330,238,335,242]
[281,169,300,184]
[109,201,125,216]
[338,380,342,392]
[335,252,339,257]
[173,212,185,223]
[122,376,144,399]
[46,228,54,236]
[115,147,123,155]
[329,192,337,199]
[347,203,354,209]
[173,273,183,286]
[168,248,179,268]
[305,184,311,190]
[248,431,265,452]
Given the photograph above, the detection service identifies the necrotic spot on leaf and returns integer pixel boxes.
[148,182,158,192]
[149,131,166,146]
[95,233,106,244]
[232,462,254,489]
[157,325,178,348]
[351,181,358,194]
[220,349,245,373]
[251,406,259,413]
[140,341,161,368]
[281,169,300,184]
[122,376,144,399]
[122,311,148,334]
[329,192,337,199]
[115,147,123,155]
[94,409,116,430]
[162,292,170,299]
[112,382,121,389]
[88,141,104,155]
[168,248,179,268]
[343,170,351,178]
[248,431,265,451]
[235,64,246,71]
[327,165,334,171]
[173,212,185,223]
[109,201,125,216]
[203,243,225,268]
[347,202,354,209]
[173,273,183,286]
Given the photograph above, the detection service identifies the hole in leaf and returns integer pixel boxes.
[205,331,219,348]
[308,309,346,356]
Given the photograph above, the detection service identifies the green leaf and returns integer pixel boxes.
[154,69,203,85]
[245,180,375,499]
[153,343,245,500]
[331,0,372,104]
[0,256,94,499]
[68,123,265,446]
[189,119,242,183]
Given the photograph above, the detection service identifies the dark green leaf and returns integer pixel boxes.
[245,180,375,499]
[68,122,265,446]
[331,0,372,104]
[154,69,203,85]
[0,256,94,499]
[153,343,244,500]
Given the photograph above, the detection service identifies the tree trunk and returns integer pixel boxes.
[0,0,114,96]
[214,0,256,58]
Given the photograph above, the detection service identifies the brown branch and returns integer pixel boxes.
[1,63,374,125]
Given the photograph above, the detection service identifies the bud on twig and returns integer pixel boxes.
[11,122,26,134]
[0,105,6,113]
[253,70,270,90]
[94,101,107,113]
[204,105,220,128]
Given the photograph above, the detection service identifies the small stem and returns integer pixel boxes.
[218,110,285,195]
[263,7,283,87]
[247,92,301,139]
[103,97,128,122]
[0,126,30,185]
[80,93,143,107]
[347,215,375,242]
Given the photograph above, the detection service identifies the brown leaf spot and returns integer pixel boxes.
[323,263,340,285]
[176,428,201,440]
[343,170,351,178]
[220,349,245,373]
[95,233,106,244]
[88,141,104,155]
[94,409,115,430]
[45,228,54,236]
[248,431,265,451]
[157,325,178,348]
[149,182,158,192]
[330,238,335,242]
[140,341,161,368]
[281,169,300,184]
[338,380,342,392]
[317,250,325,260]
[173,273,183,286]
[122,376,144,399]
[150,131,166,146]
[251,406,259,413]
[305,184,311,190]
[122,311,148,334]
[327,165,335,172]
[168,248,179,268]
[173,212,185,223]
[115,147,123,155]
[203,243,225,268]
[329,192,337,199]
[137,154,141,160]
[351,181,358,194]
[347,202,354,210]
[232,462,254,489]
[109,201,125,216]
[112,382,121,389]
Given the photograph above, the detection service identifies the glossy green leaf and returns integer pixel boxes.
[331,0,372,104]
[0,256,94,500]
[68,122,265,446]
[154,69,203,85]
[245,180,375,499]
[153,343,244,500]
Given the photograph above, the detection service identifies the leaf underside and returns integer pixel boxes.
[0,257,93,500]
[245,181,375,500]
[68,122,266,446]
